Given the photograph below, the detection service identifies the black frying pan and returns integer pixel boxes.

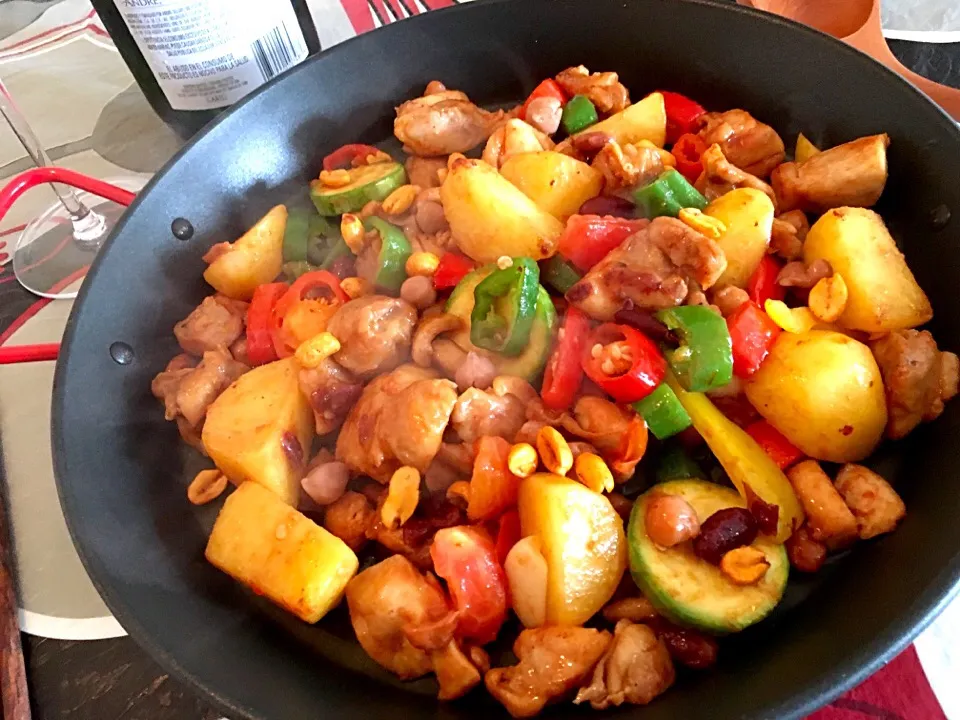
[38,0,960,718]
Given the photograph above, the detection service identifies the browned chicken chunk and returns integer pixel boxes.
[450,387,526,444]
[327,296,417,378]
[485,626,612,718]
[871,329,959,439]
[695,143,777,205]
[555,65,630,114]
[405,156,448,189]
[173,295,247,356]
[566,216,727,321]
[776,259,832,290]
[575,621,675,710]
[323,490,376,551]
[151,348,247,429]
[592,141,664,192]
[431,640,484,701]
[336,365,458,483]
[697,109,785,178]
[772,134,889,213]
[298,358,363,435]
[345,555,453,680]
[835,464,906,539]
[769,210,809,261]
[394,85,505,157]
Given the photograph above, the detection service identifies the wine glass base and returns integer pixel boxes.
[12,176,144,300]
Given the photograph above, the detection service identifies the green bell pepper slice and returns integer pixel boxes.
[470,258,540,357]
[633,382,692,441]
[655,443,705,483]
[364,217,412,293]
[284,210,333,262]
[561,95,599,135]
[633,169,707,219]
[540,254,582,295]
[655,305,733,393]
[282,260,318,281]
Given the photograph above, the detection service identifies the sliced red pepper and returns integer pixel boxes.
[433,252,476,290]
[541,306,590,411]
[520,78,567,119]
[270,270,348,358]
[581,323,666,404]
[322,143,383,171]
[673,133,707,185]
[659,90,707,145]
[494,510,521,565]
[727,301,781,378]
[746,420,804,469]
[246,282,288,365]
[558,215,647,272]
[746,255,785,306]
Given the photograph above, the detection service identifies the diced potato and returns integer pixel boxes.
[573,92,667,148]
[504,536,548,628]
[705,188,775,288]
[804,207,932,332]
[518,473,626,626]
[795,133,821,163]
[202,358,313,505]
[203,205,287,300]
[206,482,358,623]
[500,151,603,221]
[440,156,564,264]
[745,330,887,463]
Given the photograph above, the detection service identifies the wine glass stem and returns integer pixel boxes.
[0,87,91,222]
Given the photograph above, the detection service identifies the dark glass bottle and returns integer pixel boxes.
[90,0,321,138]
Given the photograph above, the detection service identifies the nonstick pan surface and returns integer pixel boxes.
[52,1,960,718]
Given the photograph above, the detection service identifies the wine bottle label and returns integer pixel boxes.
[111,0,308,111]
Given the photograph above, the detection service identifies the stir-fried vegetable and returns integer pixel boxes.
[364,217,413,293]
[246,282,288,365]
[582,323,666,403]
[746,254,785,306]
[634,169,708,219]
[270,270,348,358]
[557,215,645,271]
[660,90,707,144]
[433,252,475,290]
[727,301,781,379]
[656,306,733,392]
[633,383,692,440]
[520,78,567,118]
[672,133,707,184]
[540,254,582,294]
[470,258,540,356]
[561,94,599,135]
[541,306,589,411]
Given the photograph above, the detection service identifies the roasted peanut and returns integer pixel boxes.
[644,493,700,547]
[679,207,726,240]
[381,466,421,529]
[809,273,849,323]
[382,184,421,215]
[187,469,228,505]
[574,452,615,494]
[536,426,573,476]
[340,213,367,253]
[720,546,770,585]
[294,332,341,369]
[319,168,352,188]
[692,507,758,565]
[507,443,539,478]
[340,276,373,299]
[405,251,440,277]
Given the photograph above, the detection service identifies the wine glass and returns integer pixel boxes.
[0,86,144,299]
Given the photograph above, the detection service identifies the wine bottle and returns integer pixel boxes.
[90,0,322,138]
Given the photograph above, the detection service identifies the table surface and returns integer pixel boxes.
[1,0,959,718]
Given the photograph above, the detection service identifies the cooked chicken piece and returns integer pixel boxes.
[454,352,497,391]
[405,156,448,189]
[298,358,363,435]
[555,65,630,114]
[711,285,749,317]
[527,396,631,453]
[697,109,785,178]
[151,348,247,428]
[695,143,777,205]
[592,141,664,192]
[345,555,453,679]
[323,490,376,550]
[175,416,205,454]
[337,365,458,483]
[524,96,563,136]
[575,621,675,710]
[450,388,526,444]
[835,464,906,539]
[327,296,417,378]
[432,641,484,700]
[786,460,858,550]
[485,627,612,718]
[482,119,554,169]
[173,295,247,356]
[776,259,832,289]
[772,134,889,213]
[229,335,250,365]
[394,85,505,157]
[871,329,959,439]
[770,210,809,260]
[566,216,727,321]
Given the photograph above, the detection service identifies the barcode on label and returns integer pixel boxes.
[251,23,305,81]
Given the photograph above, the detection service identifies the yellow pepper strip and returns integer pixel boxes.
[678,207,727,240]
[795,133,821,163]
[765,299,818,334]
[808,274,848,323]
[665,370,803,543]
[574,452,615,494]
[507,443,539,478]
[382,466,420,529]
[294,332,341,369]
[536,426,573,476]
